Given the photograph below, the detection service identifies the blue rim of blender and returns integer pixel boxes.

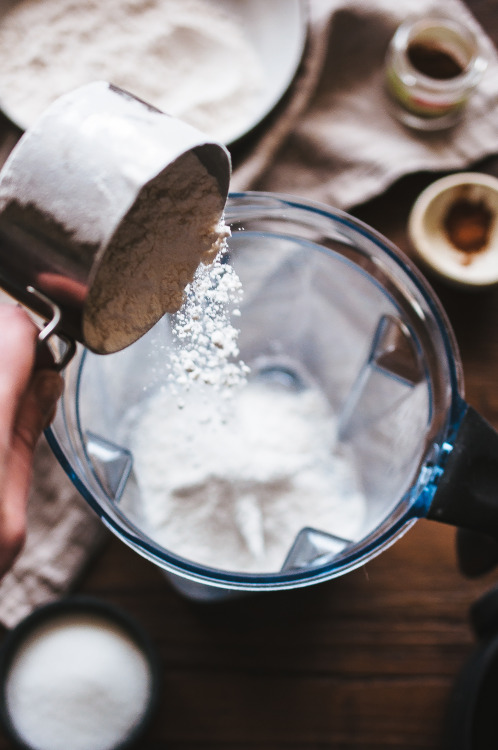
[46,192,465,592]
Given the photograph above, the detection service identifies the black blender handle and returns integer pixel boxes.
[455,528,498,578]
[427,404,498,541]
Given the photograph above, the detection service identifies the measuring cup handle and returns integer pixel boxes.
[26,286,76,371]
[427,404,498,540]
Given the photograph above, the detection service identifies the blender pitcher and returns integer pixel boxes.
[46,192,498,599]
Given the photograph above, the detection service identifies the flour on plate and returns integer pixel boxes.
[0,0,264,143]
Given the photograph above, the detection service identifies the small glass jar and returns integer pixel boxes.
[385,14,488,130]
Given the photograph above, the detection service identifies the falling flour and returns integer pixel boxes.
[167,251,249,396]
[84,150,230,353]
[0,0,264,143]
[124,377,366,574]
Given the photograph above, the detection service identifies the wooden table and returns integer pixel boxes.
[1,2,498,748]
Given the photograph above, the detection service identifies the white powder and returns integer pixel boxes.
[124,377,366,574]
[167,250,249,397]
[5,613,152,750]
[84,150,230,353]
[0,0,264,143]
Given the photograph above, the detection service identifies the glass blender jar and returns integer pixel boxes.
[45,192,498,600]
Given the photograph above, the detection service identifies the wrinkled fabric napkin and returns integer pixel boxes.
[2,0,498,629]
[231,0,498,208]
[0,436,106,628]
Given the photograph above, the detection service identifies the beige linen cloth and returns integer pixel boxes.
[232,0,498,204]
[2,0,498,629]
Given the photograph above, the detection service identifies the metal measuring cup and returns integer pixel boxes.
[0,81,231,368]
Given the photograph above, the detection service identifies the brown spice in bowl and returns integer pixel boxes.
[443,196,493,261]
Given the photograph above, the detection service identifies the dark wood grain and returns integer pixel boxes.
[72,521,493,750]
[0,2,497,748]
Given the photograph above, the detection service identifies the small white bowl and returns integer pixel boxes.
[408,172,498,288]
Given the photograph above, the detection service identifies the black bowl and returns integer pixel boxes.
[0,596,161,750]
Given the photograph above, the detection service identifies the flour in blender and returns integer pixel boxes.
[123,377,366,574]
[117,207,365,573]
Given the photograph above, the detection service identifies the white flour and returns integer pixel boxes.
[167,250,249,397]
[124,377,366,574]
[84,150,230,353]
[0,0,263,143]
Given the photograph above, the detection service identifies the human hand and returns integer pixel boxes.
[0,304,63,577]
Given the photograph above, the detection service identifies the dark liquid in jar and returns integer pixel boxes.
[407,40,465,79]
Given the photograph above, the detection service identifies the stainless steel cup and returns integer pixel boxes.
[0,81,231,366]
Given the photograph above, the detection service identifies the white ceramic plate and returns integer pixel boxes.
[217,0,308,143]
[0,0,307,145]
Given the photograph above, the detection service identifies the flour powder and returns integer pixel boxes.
[167,249,249,397]
[84,150,230,353]
[0,0,264,143]
[123,377,366,574]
